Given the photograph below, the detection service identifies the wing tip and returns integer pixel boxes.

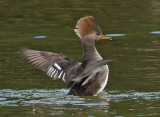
[19,47,31,61]
[19,48,50,71]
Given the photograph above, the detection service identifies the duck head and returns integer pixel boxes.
[74,16,111,41]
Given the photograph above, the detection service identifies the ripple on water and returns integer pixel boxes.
[0,89,160,107]
[108,90,160,101]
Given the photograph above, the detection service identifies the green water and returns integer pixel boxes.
[0,0,160,117]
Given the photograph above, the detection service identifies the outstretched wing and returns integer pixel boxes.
[20,48,79,83]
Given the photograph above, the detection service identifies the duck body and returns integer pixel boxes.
[68,36,109,96]
[68,64,109,96]
[21,16,111,96]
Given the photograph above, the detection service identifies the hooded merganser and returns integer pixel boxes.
[21,16,111,96]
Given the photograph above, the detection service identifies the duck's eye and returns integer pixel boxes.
[97,32,100,35]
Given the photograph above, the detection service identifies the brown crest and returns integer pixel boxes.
[74,16,100,38]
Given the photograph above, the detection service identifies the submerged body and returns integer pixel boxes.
[21,16,111,96]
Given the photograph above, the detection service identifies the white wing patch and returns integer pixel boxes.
[62,73,66,82]
[47,62,66,82]
[47,66,54,76]
[54,63,61,70]
[51,69,56,77]
[58,71,63,78]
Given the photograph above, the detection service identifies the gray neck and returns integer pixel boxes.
[81,37,102,64]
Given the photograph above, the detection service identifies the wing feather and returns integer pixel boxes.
[20,48,79,84]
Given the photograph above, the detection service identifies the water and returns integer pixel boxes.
[150,31,160,35]
[0,89,160,116]
[105,34,125,37]
[0,0,160,116]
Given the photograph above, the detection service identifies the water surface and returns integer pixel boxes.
[0,0,160,117]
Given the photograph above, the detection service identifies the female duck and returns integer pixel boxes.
[21,16,111,96]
